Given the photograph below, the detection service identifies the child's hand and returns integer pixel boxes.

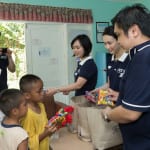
[45,88,58,96]
[39,124,58,141]
[44,124,57,136]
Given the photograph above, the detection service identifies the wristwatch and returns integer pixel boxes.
[104,113,110,122]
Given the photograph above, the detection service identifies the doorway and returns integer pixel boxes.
[0,21,26,89]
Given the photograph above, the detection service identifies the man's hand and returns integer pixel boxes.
[107,88,119,102]
[101,106,112,122]
[90,88,99,95]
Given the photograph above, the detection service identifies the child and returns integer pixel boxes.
[0,89,28,150]
[19,74,57,150]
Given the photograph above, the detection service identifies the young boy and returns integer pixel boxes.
[0,89,28,150]
[19,74,57,150]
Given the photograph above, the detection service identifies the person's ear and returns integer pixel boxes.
[128,24,140,38]
[23,92,31,100]
[11,108,19,116]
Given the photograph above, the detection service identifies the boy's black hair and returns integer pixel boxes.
[103,26,118,40]
[111,3,150,37]
[71,34,92,57]
[19,74,42,92]
[0,89,23,116]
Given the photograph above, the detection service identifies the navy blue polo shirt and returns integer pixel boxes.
[74,56,98,96]
[117,40,150,150]
[0,54,8,92]
[107,53,130,91]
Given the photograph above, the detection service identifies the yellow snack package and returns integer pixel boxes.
[97,90,115,107]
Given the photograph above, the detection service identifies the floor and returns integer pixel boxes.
[51,127,93,150]
[51,127,123,150]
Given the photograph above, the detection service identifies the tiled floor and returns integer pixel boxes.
[51,127,93,150]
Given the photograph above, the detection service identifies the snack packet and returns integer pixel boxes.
[48,106,74,128]
[97,90,114,107]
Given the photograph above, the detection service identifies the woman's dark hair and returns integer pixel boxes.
[111,3,150,37]
[71,34,92,57]
[103,26,118,40]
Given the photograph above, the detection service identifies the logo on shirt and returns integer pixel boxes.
[108,65,112,69]
[117,68,125,78]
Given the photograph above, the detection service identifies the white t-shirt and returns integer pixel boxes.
[0,122,28,150]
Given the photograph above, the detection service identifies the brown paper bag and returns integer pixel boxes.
[69,96,88,133]
[87,107,123,150]
[77,102,93,141]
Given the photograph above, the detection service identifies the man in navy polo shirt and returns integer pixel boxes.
[102,4,150,150]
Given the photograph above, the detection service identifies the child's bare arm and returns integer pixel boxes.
[17,138,28,150]
[39,124,57,142]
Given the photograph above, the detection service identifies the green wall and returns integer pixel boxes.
[0,0,147,86]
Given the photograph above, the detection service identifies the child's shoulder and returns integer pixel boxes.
[39,102,47,115]
[28,102,44,110]
[38,102,44,107]
[28,102,45,114]
[0,122,28,137]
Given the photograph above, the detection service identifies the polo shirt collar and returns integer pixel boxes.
[79,56,92,66]
[111,52,128,62]
[129,40,150,58]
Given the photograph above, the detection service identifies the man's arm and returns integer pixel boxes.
[7,49,15,72]
[102,105,142,123]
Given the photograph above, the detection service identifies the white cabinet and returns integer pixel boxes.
[25,23,92,104]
